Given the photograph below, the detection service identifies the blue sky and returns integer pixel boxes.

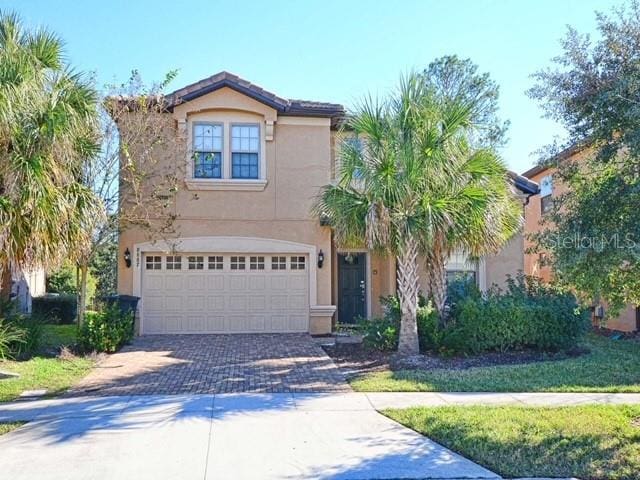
[4,0,617,173]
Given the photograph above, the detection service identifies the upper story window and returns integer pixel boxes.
[231,124,260,179]
[540,174,553,215]
[193,123,223,179]
[344,137,365,180]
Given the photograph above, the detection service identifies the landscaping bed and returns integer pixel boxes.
[328,333,640,393]
[323,340,587,376]
[384,404,640,480]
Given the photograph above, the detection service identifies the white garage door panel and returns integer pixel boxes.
[141,253,309,334]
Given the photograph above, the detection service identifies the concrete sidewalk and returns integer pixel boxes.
[1,392,634,479]
[0,393,499,480]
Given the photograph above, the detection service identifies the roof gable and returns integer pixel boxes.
[167,71,345,121]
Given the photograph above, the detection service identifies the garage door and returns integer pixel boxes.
[141,253,309,334]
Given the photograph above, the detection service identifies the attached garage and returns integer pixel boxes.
[141,253,309,334]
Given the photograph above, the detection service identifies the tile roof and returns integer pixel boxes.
[508,171,539,195]
[166,71,345,122]
[521,143,588,178]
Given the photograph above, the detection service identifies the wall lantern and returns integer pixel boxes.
[317,249,325,269]
[124,248,132,268]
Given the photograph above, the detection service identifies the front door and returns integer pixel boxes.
[338,253,366,324]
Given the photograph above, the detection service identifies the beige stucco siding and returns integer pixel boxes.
[485,232,525,289]
[118,86,337,333]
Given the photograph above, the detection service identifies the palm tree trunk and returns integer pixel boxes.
[396,236,420,355]
[427,257,447,315]
[77,262,88,326]
[425,238,448,326]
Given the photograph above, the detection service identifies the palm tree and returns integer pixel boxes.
[0,11,103,299]
[416,68,522,320]
[316,72,522,353]
[315,75,433,354]
[417,137,522,320]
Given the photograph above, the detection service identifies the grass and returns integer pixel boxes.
[350,334,640,392]
[384,405,640,480]
[0,324,94,402]
[0,422,25,435]
[0,356,94,402]
[40,323,79,349]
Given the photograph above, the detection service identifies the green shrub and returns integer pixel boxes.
[361,295,438,351]
[0,317,25,359]
[32,294,77,324]
[360,275,588,355]
[80,304,134,353]
[0,299,26,359]
[445,275,590,354]
[11,315,45,357]
[360,316,398,351]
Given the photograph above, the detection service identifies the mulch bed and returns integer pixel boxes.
[322,342,589,378]
[592,326,639,341]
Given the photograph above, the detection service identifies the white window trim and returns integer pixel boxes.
[230,122,262,180]
[185,120,267,191]
[192,121,224,179]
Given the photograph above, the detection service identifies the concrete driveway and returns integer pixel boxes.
[70,334,350,395]
[0,393,499,480]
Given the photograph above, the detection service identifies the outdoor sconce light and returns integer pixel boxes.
[317,249,325,269]
[124,248,132,268]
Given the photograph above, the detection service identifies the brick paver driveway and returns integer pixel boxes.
[69,334,350,396]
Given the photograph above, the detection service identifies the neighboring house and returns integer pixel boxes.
[117,72,538,335]
[523,146,639,332]
[0,266,46,314]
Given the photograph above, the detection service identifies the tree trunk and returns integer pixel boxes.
[425,238,448,326]
[396,236,420,355]
[77,262,89,327]
[0,261,10,301]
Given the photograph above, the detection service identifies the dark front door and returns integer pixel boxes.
[338,253,366,324]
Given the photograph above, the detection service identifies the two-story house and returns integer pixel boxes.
[117,72,538,336]
[523,145,639,332]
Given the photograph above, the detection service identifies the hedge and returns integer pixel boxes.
[361,275,590,355]
[32,294,77,324]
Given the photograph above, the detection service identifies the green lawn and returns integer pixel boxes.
[350,334,640,392]
[40,324,79,350]
[0,356,94,402]
[384,405,640,480]
[0,325,94,402]
[0,422,25,435]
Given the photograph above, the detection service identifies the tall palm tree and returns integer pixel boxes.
[316,72,522,353]
[417,137,522,319]
[315,75,433,354]
[415,74,522,320]
[0,11,103,293]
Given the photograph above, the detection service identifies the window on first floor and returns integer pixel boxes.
[145,255,162,270]
[250,256,265,270]
[230,256,246,270]
[188,255,204,270]
[445,270,476,286]
[166,255,182,270]
[271,256,286,270]
[208,256,223,270]
[290,256,306,270]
